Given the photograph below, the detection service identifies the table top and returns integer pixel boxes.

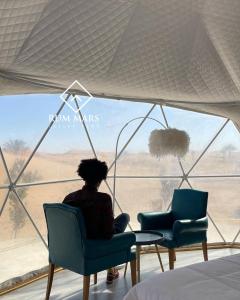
[133,230,164,245]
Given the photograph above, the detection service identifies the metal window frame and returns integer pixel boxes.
[0,95,239,252]
[160,106,229,243]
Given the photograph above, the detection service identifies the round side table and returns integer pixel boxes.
[124,230,164,282]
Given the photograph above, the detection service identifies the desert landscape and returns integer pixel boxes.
[0,148,240,285]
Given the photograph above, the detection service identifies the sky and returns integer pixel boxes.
[0,94,240,153]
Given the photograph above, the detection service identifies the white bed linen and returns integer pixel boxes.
[124,254,240,300]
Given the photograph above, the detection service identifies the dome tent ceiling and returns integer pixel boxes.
[0,0,240,125]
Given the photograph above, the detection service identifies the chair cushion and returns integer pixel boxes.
[84,232,136,259]
[152,228,207,249]
[84,250,136,275]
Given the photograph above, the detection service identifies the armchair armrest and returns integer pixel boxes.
[173,217,208,235]
[108,232,136,248]
[137,211,173,230]
[84,232,136,258]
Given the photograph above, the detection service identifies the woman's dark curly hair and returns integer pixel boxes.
[77,158,108,184]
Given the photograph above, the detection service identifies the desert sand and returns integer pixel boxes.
[0,149,239,284]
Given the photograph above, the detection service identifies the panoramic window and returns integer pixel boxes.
[0,94,240,285]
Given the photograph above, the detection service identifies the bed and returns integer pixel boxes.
[124,253,240,300]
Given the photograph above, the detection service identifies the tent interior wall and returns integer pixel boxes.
[1,0,240,294]
[0,94,240,291]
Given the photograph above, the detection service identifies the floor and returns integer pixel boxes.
[2,248,240,300]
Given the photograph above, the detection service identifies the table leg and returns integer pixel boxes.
[136,245,141,282]
[155,244,164,272]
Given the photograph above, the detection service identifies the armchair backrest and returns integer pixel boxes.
[43,203,86,271]
[171,189,208,220]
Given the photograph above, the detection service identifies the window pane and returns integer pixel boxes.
[0,191,48,285]
[163,107,226,173]
[1,93,240,287]
[189,178,240,242]
[0,94,61,174]
[115,178,181,229]
[17,182,85,238]
[191,122,240,175]
[84,98,154,172]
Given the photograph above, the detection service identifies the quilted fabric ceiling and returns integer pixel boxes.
[0,0,240,124]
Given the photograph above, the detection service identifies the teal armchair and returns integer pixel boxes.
[138,189,208,270]
[43,203,136,300]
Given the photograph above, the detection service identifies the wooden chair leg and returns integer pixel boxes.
[45,263,55,300]
[168,248,175,270]
[124,262,128,278]
[94,273,97,284]
[130,259,137,286]
[173,249,176,261]
[83,275,90,300]
[136,245,141,282]
[202,241,208,261]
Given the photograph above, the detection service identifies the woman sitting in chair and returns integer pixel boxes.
[63,158,130,284]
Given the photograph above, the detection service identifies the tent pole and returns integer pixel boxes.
[109,104,156,224]
[0,95,236,246]
[0,189,10,217]
[112,115,165,213]
[0,146,12,183]
[1,174,239,190]
[186,119,229,176]
[185,178,226,243]
[74,97,97,157]
[0,94,71,249]
[231,122,240,244]
[166,178,184,210]
[207,213,226,243]
[111,104,156,216]
[160,104,191,210]
[160,105,228,243]
[14,93,71,185]
[73,98,129,225]
[232,229,240,244]
[160,105,169,128]
[233,122,240,134]
[109,104,156,172]
[0,147,12,216]
[12,189,48,248]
